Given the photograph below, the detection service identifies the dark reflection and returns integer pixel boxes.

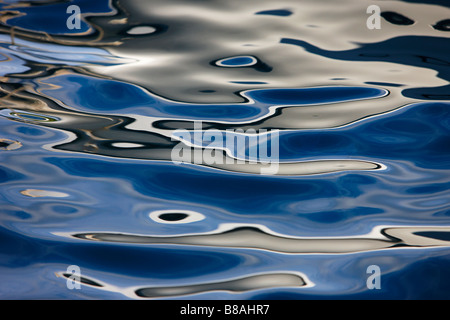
[159,213,189,222]
[414,232,450,241]
[230,81,268,85]
[61,273,103,288]
[281,36,450,100]
[255,9,293,17]
[433,19,450,31]
[381,12,415,25]
[136,273,306,298]
[364,81,404,87]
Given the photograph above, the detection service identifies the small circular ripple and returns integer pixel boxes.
[215,56,258,68]
[149,210,205,224]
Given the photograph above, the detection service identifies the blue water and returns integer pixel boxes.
[0,0,450,299]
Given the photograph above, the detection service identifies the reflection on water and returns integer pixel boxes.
[0,138,21,150]
[70,225,450,254]
[0,0,449,299]
[134,273,308,299]
[57,271,309,299]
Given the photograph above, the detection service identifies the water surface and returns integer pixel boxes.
[0,0,449,299]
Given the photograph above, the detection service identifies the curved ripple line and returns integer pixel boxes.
[69,225,450,254]
[57,271,311,299]
[135,273,307,298]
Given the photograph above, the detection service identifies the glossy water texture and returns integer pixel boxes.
[0,0,450,300]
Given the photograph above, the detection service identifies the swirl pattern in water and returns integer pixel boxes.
[0,0,449,300]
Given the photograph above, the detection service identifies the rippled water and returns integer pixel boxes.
[0,0,450,299]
